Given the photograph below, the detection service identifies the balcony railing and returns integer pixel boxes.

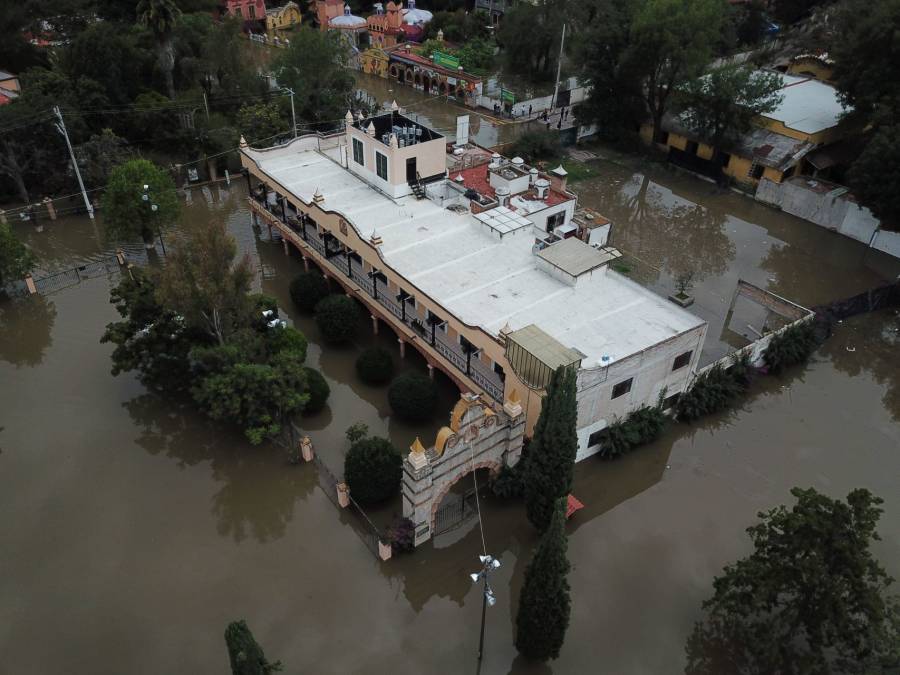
[250,197,506,401]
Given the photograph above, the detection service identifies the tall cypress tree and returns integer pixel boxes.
[515,499,572,661]
[522,365,578,531]
[224,620,282,675]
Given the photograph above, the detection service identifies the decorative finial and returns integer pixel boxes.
[410,437,426,454]
[239,135,248,149]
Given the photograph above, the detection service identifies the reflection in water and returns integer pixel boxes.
[124,392,315,543]
[0,294,56,367]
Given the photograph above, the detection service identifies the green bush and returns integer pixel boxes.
[490,464,523,498]
[763,322,818,375]
[677,355,752,422]
[314,294,360,344]
[355,346,394,385]
[266,325,308,361]
[303,366,330,414]
[388,371,438,422]
[344,435,403,504]
[508,130,563,164]
[599,405,668,460]
[387,516,416,554]
[289,272,330,312]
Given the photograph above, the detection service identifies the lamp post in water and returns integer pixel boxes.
[470,554,501,660]
[141,184,167,256]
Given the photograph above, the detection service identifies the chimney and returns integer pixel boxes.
[511,156,524,170]
[534,178,550,200]
[490,152,501,169]
[495,185,510,207]
[529,167,538,185]
[549,165,568,193]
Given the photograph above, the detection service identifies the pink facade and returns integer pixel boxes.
[226,0,267,21]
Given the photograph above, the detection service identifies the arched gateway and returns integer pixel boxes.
[403,392,526,546]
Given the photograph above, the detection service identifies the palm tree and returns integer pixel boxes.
[138,0,182,100]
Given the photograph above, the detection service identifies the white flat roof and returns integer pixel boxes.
[766,74,849,135]
[245,139,704,366]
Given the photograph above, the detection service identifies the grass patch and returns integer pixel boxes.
[563,159,599,183]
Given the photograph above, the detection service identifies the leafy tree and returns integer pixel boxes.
[848,124,900,229]
[521,366,578,532]
[675,64,783,151]
[572,0,644,137]
[515,498,571,661]
[344,433,403,504]
[157,218,253,345]
[62,21,151,106]
[734,0,768,46]
[355,346,394,385]
[508,130,563,164]
[274,27,355,126]
[0,221,35,287]
[237,103,289,144]
[456,37,495,72]
[830,0,900,121]
[303,366,330,414]
[199,16,261,97]
[138,0,182,100]
[686,488,900,674]
[763,321,818,374]
[289,271,331,312]
[75,130,133,190]
[599,404,667,460]
[772,0,833,25]
[102,159,180,247]
[101,267,204,393]
[0,5,44,73]
[625,0,725,143]
[497,1,562,81]
[314,294,360,344]
[192,348,309,444]
[224,620,282,675]
[388,371,438,422]
[424,9,492,42]
[676,355,751,421]
[266,324,308,362]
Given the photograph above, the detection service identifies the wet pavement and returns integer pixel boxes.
[1,171,899,673]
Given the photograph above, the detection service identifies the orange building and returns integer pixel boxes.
[367,2,404,48]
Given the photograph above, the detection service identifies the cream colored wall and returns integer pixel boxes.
[347,125,445,189]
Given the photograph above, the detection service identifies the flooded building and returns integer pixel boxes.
[644,72,856,188]
[241,113,707,460]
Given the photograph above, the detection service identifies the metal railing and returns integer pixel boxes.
[252,198,507,401]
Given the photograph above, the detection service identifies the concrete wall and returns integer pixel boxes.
[346,124,446,198]
[872,230,900,258]
[756,178,888,252]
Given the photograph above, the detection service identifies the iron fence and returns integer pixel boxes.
[433,483,491,537]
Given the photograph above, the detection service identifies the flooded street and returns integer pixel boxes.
[1,170,899,673]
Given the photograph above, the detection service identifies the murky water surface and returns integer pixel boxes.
[1,167,898,673]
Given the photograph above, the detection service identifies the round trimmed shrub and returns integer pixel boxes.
[355,346,394,385]
[303,366,330,414]
[267,325,308,361]
[314,294,360,344]
[289,272,330,312]
[344,436,402,504]
[388,371,438,422]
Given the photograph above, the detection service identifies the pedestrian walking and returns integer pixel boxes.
[528,104,533,117]
[557,118,562,130]
[564,108,569,121]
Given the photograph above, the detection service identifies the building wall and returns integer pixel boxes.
[574,295,706,461]
[267,3,301,30]
[527,201,576,234]
[787,59,834,83]
[346,124,446,197]
[227,0,267,21]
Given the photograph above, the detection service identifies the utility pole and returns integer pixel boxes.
[53,106,94,220]
[202,91,210,121]
[470,554,501,660]
[287,88,297,138]
[551,22,566,112]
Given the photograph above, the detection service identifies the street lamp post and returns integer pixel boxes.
[141,184,167,256]
[470,554,501,660]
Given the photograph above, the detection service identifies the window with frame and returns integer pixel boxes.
[352,137,364,166]
[611,377,633,399]
[663,393,681,410]
[375,151,388,181]
[748,161,765,180]
[672,350,692,371]
[546,211,566,231]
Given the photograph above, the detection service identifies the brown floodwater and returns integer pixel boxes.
[1,176,898,674]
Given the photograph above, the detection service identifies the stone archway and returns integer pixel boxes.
[402,392,525,546]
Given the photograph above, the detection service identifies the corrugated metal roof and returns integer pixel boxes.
[507,324,583,371]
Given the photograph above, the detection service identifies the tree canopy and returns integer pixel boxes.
[273,27,355,127]
[521,366,578,532]
[344,432,403,504]
[515,498,571,661]
[675,65,783,150]
[497,1,563,81]
[848,124,900,229]
[0,222,35,288]
[102,159,180,246]
[224,620,282,675]
[686,487,900,674]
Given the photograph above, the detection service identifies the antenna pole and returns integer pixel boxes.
[551,22,566,112]
[53,106,94,220]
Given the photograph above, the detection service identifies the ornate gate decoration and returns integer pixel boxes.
[402,391,526,546]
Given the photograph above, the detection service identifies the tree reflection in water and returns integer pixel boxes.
[123,393,314,542]
[609,174,736,283]
[0,294,57,367]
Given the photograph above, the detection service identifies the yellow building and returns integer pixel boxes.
[642,72,855,187]
[266,2,302,32]
[360,47,390,78]
[786,53,834,83]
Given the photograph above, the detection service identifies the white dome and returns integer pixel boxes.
[402,0,432,24]
[331,4,367,28]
